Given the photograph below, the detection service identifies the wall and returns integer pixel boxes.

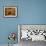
[0,0,18,44]
[0,0,46,44]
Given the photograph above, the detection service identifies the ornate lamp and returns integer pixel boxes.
[8,32,16,46]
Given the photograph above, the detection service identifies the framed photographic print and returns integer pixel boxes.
[4,6,17,17]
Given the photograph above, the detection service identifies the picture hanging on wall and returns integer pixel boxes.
[4,6,17,17]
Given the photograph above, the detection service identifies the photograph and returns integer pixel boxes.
[4,6,17,17]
